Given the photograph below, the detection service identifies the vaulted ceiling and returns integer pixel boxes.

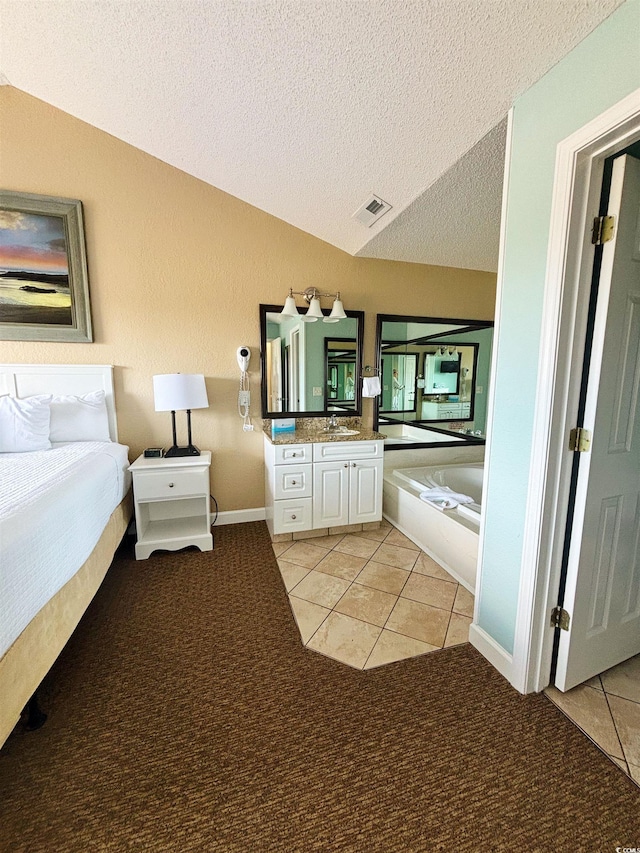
[0,1,625,272]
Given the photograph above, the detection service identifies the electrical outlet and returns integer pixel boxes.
[312,387,323,396]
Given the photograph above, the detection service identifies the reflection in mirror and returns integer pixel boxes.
[375,314,494,445]
[260,305,364,417]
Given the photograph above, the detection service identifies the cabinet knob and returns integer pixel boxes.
[352,462,356,468]
[291,452,298,457]
[291,514,297,520]
[344,463,348,468]
[168,482,174,488]
[291,480,297,485]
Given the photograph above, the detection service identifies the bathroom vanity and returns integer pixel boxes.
[263,429,385,538]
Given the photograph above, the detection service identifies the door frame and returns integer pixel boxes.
[512,87,640,694]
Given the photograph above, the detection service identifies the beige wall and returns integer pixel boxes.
[0,87,496,511]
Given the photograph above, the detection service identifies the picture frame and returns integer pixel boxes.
[0,190,93,342]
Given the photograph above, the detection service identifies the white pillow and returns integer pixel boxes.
[0,395,52,453]
[49,390,111,442]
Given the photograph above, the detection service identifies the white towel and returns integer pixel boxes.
[419,486,474,510]
[362,377,381,397]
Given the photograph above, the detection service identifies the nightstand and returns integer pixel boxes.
[129,452,213,560]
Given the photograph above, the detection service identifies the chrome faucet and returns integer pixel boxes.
[327,414,339,429]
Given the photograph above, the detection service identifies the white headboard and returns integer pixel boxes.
[0,364,118,442]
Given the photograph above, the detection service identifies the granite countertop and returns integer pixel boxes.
[263,420,386,445]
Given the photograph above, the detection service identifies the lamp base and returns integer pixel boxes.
[163,444,201,458]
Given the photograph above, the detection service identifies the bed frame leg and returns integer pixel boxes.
[25,691,48,731]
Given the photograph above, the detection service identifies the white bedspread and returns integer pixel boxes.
[0,442,130,658]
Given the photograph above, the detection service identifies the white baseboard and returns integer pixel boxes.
[468,622,518,690]
[214,507,266,526]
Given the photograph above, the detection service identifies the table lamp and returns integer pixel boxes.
[153,373,209,457]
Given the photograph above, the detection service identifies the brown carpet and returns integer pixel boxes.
[0,522,638,852]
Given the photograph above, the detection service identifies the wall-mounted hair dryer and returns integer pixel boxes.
[237,346,250,373]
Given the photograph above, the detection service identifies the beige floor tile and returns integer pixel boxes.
[629,763,640,784]
[271,533,293,543]
[585,675,603,690]
[293,527,329,540]
[412,552,455,581]
[401,573,457,611]
[287,596,331,644]
[289,570,351,609]
[608,694,640,767]
[361,520,384,531]
[329,523,362,535]
[314,550,368,581]
[296,533,345,549]
[372,543,419,571]
[544,684,624,760]
[365,629,438,669]
[334,583,397,628]
[355,527,391,542]
[601,653,640,704]
[277,560,311,592]
[444,613,472,647]
[334,534,381,559]
[307,611,381,669]
[383,528,420,551]
[609,755,629,774]
[272,541,294,557]
[282,540,330,569]
[355,561,411,596]
[385,597,450,647]
[452,585,475,618]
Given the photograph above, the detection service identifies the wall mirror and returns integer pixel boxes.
[260,304,364,417]
[375,314,494,446]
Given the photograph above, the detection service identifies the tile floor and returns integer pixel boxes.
[272,518,639,789]
[545,654,640,787]
[271,518,474,671]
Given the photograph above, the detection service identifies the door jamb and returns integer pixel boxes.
[512,87,640,695]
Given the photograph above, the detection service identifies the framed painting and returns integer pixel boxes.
[0,190,93,342]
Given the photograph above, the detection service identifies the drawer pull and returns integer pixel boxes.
[291,514,297,520]
[344,463,348,468]
[291,480,297,485]
[291,452,298,457]
[168,482,175,488]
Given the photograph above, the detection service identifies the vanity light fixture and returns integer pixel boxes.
[280,287,347,324]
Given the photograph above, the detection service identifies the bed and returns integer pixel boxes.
[0,364,132,747]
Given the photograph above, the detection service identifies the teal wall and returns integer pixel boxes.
[478,0,640,653]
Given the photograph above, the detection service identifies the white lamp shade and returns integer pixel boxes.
[153,374,209,412]
[302,296,323,322]
[280,294,300,318]
[323,297,346,323]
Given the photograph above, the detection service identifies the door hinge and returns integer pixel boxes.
[550,606,571,631]
[569,427,591,452]
[591,215,615,245]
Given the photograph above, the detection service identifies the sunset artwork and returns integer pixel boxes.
[0,209,73,326]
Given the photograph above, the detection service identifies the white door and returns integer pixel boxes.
[313,461,349,528]
[349,459,383,524]
[555,154,640,690]
[267,338,283,412]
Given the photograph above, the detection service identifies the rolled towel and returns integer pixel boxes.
[362,377,381,397]
[420,486,474,505]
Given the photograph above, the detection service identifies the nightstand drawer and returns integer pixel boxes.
[274,464,312,499]
[133,468,209,500]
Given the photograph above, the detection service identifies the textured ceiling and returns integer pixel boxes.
[0,1,625,272]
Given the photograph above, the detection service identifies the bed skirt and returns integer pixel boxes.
[0,491,133,748]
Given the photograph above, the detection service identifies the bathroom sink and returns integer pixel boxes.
[323,429,360,436]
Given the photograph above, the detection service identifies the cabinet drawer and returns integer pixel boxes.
[133,468,209,501]
[274,444,311,465]
[273,498,313,534]
[313,440,383,462]
[274,464,312,499]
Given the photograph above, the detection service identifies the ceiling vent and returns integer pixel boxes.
[353,194,392,227]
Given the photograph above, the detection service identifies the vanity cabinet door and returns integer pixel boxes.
[313,461,350,528]
[349,458,383,524]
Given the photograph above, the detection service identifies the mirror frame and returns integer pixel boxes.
[260,304,365,419]
[374,313,494,448]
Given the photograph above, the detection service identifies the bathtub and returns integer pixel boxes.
[382,463,483,593]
